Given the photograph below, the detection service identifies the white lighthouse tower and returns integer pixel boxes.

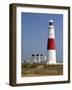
[47,20,56,64]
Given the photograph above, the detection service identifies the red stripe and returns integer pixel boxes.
[47,38,56,50]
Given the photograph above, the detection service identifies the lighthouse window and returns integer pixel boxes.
[49,22,53,25]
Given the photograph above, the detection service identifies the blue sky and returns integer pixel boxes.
[21,12,63,62]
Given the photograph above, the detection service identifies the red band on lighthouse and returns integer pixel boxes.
[47,38,56,50]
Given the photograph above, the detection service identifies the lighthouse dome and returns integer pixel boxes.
[49,20,54,22]
[49,20,54,25]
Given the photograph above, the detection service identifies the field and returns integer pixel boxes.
[21,63,63,77]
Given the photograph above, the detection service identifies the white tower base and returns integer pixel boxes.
[48,50,56,64]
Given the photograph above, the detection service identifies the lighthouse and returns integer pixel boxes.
[47,20,56,64]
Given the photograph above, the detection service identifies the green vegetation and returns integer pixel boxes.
[21,63,63,77]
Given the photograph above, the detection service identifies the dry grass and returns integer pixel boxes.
[21,63,63,77]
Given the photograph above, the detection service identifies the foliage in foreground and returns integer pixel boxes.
[21,63,63,76]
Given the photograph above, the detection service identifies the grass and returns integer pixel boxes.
[21,63,63,77]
